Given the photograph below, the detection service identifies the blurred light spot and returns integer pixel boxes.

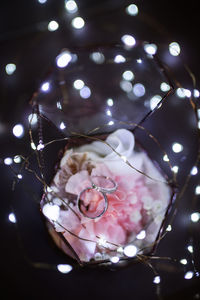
[73,79,85,90]
[57,264,73,274]
[133,83,145,97]
[71,17,85,29]
[184,271,194,280]
[136,230,146,240]
[187,245,193,253]
[28,113,37,126]
[14,155,21,163]
[17,174,23,179]
[176,88,186,98]
[120,80,132,92]
[163,154,170,162]
[153,276,160,284]
[41,81,50,92]
[180,258,187,265]
[60,122,66,130]
[8,213,17,223]
[144,43,157,55]
[108,121,114,126]
[98,237,107,247]
[37,143,44,151]
[169,42,181,56]
[121,34,136,47]
[5,63,16,75]
[195,185,200,195]
[114,55,126,63]
[122,70,134,81]
[121,155,127,162]
[191,212,200,223]
[106,109,112,116]
[107,98,114,106]
[136,58,142,64]
[172,165,179,173]
[48,20,59,31]
[4,157,13,165]
[80,86,91,99]
[150,95,162,110]
[126,4,138,16]
[184,89,191,98]
[42,203,60,221]
[117,246,123,253]
[191,166,198,175]
[110,256,120,263]
[12,124,24,138]
[65,0,78,13]
[56,51,72,68]
[31,142,37,150]
[194,89,200,98]
[198,121,200,129]
[38,0,47,3]
[123,245,137,257]
[160,82,170,92]
[90,52,105,64]
[172,142,183,153]
[56,102,62,110]
[166,224,172,232]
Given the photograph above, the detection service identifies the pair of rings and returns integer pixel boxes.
[77,175,117,219]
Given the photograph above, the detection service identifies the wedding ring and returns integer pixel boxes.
[77,187,108,219]
[91,175,117,194]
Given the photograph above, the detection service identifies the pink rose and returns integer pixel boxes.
[42,129,171,262]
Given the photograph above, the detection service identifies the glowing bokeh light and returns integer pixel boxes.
[80,86,91,99]
[5,63,16,75]
[136,230,146,240]
[150,95,162,110]
[71,17,85,29]
[28,113,38,126]
[184,271,194,280]
[120,80,132,93]
[191,166,198,175]
[8,213,17,223]
[172,142,183,153]
[106,109,112,117]
[195,185,200,195]
[73,79,85,90]
[153,276,161,284]
[187,245,193,253]
[123,245,137,257]
[65,0,78,13]
[57,264,73,274]
[163,154,169,162]
[12,124,24,138]
[14,155,21,163]
[121,34,136,47]
[133,83,145,97]
[60,122,66,130]
[107,98,114,106]
[160,82,170,92]
[194,89,200,98]
[41,81,50,92]
[108,120,114,126]
[114,55,126,63]
[38,0,47,3]
[56,51,72,68]
[110,256,120,263]
[169,42,181,56]
[180,259,187,265]
[42,203,60,221]
[191,212,200,223]
[48,20,59,31]
[172,165,179,173]
[122,70,134,81]
[166,224,172,232]
[4,157,13,165]
[144,44,157,55]
[90,52,105,64]
[126,4,138,16]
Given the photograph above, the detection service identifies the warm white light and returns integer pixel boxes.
[126,4,138,16]
[57,264,73,274]
[28,113,38,126]
[38,0,47,3]
[31,142,37,150]
[5,63,16,75]
[80,86,91,99]
[136,230,146,240]
[187,245,193,253]
[107,98,114,106]
[37,143,45,151]
[108,120,114,126]
[106,109,112,117]
[90,52,105,64]
[120,80,132,93]
[41,81,50,92]
[8,213,17,223]
[71,17,85,29]
[163,154,169,162]
[121,34,136,47]
[153,276,161,284]
[42,203,60,221]
[172,166,179,173]
[184,271,194,280]
[60,122,66,130]
[56,51,72,68]
[184,89,191,98]
[172,142,183,153]
[4,157,13,165]
[110,256,120,263]
[194,89,200,98]
[73,79,85,90]
[122,70,134,81]
[160,82,170,92]
[169,42,181,56]
[180,258,187,265]
[123,245,137,257]
[65,0,78,13]
[144,44,157,55]
[191,212,200,223]
[14,155,21,163]
[166,224,172,232]
[137,58,142,64]
[114,55,126,63]
[198,121,200,129]
[176,88,186,98]
[195,185,200,195]
[191,166,198,175]
[57,102,62,110]
[12,124,24,138]
[133,83,145,97]
[98,237,107,247]
[150,95,162,110]
[17,174,23,179]
[48,20,59,31]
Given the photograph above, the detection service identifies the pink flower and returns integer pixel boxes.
[43,129,171,262]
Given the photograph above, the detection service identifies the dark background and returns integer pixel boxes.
[0,1,200,299]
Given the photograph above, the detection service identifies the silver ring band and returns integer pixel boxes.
[91,175,117,194]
